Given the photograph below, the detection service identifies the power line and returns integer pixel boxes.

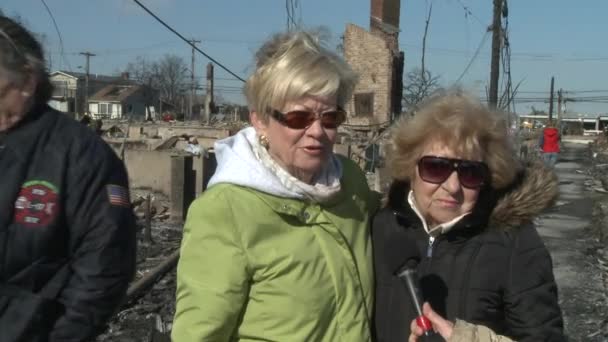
[566,90,608,94]
[454,30,490,83]
[514,90,608,94]
[47,39,257,57]
[564,56,608,61]
[453,0,487,27]
[40,0,72,71]
[130,0,245,82]
[400,40,608,62]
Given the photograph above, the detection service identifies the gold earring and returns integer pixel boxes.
[259,134,269,149]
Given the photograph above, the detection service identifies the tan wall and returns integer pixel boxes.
[122,150,174,196]
[333,144,351,159]
[119,142,381,204]
[121,149,209,198]
[344,24,393,124]
[125,123,232,140]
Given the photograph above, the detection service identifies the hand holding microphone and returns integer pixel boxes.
[409,303,454,342]
[384,233,445,342]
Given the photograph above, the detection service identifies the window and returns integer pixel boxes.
[354,93,374,116]
[99,103,114,115]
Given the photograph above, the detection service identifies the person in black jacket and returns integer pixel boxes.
[0,15,136,341]
[373,90,565,342]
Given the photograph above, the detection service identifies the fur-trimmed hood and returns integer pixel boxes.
[386,161,559,231]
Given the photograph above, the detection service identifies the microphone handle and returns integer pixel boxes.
[416,316,445,342]
[402,269,424,316]
[419,331,445,342]
[397,268,446,341]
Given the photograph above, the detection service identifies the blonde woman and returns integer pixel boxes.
[172,31,379,341]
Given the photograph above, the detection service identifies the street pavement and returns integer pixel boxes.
[537,139,608,341]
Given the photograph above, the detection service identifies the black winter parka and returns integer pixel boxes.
[0,106,136,341]
[372,163,565,342]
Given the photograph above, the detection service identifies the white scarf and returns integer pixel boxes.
[252,137,342,203]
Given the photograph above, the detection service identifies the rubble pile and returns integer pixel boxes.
[130,190,171,222]
[586,137,608,336]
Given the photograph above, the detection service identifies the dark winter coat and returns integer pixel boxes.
[0,105,137,341]
[372,163,565,342]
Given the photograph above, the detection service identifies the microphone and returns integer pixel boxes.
[384,232,444,342]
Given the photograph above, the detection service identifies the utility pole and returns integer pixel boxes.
[557,88,563,120]
[488,0,503,109]
[548,76,555,122]
[79,51,95,118]
[204,63,214,126]
[189,39,201,122]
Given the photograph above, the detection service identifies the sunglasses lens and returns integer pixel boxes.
[283,111,315,129]
[281,109,347,129]
[418,157,453,184]
[321,110,346,129]
[418,156,487,188]
[457,162,487,188]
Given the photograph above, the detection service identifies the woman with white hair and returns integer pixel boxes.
[172,30,379,341]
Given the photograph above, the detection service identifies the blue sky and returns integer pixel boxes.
[2,0,608,115]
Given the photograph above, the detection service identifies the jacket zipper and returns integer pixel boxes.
[426,236,435,257]
[424,235,441,275]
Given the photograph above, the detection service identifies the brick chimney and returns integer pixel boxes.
[370,0,400,52]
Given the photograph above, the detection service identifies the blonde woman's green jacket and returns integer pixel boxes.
[172,157,380,342]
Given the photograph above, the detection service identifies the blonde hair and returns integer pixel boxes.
[244,30,357,121]
[388,90,518,190]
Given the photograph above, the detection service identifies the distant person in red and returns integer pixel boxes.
[539,120,560,168]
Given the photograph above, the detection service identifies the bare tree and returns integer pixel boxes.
[401,2,440,115]
[125,54,188,107]
[125,56,157,86]
[402,68,441,113]
[155,54,189,106]
[421,3,432,82]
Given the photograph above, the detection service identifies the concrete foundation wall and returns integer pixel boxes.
[125,124,233,140]
[121,149,212,199]
[122,150,174,196]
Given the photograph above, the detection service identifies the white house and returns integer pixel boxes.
[88,84,158,120]
[49,71,133,116]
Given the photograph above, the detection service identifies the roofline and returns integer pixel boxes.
[88,100,123,104]
[50,70,81,79]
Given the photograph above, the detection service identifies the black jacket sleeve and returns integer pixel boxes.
[49,137,137,341]
[504,224,566,342]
